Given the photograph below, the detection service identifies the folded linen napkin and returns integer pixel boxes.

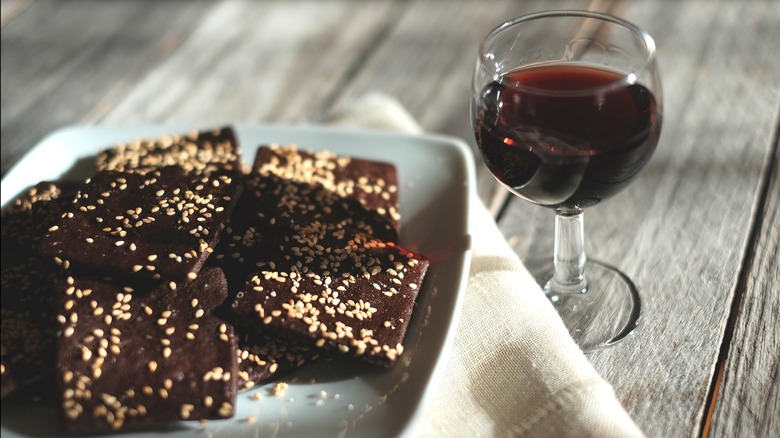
[324,93,644,437]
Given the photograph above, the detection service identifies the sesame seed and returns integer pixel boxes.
[273,382,288,397]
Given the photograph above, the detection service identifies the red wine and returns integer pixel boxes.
[474,63,661,210]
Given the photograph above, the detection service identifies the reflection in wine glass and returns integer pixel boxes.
[471,11,662,352]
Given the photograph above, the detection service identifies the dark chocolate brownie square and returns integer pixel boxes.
[96,126,243,177]
[1,182,80,401]
[229,221,428,368]
[2,182,77,264]
[248,145,400,243]
[1,256,59,402]
[207,191,262,292]
[55,267,237,434]
[235,329,319,391]
[38,165,241,282]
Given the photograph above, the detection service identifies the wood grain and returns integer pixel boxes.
[0,0,213,176]
[709,114,780,437]
[100,0,397,125]
[498,0,780,436]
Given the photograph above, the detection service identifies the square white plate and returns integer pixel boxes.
[0,125,474,437]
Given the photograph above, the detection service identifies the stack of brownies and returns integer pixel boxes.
[0,127,429,434]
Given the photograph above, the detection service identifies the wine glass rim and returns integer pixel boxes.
[479,10,657,95]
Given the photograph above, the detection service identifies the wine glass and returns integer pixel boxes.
[471,10,662,352]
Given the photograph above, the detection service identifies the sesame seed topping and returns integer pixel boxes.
[273,382,289,397]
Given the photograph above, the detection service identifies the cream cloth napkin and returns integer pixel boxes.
[324,93,644,438]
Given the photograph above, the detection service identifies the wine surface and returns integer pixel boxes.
[474,63,661,210]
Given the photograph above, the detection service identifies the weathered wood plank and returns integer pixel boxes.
[709,115,780,437]
[0,0,214,176]
[497,0,780,436]
[100,0,397,125]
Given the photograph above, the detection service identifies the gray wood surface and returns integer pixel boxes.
[1,0,778,436]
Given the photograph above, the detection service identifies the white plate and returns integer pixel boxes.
[0,125,474,438]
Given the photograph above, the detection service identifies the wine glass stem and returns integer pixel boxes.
[547,211,588,295]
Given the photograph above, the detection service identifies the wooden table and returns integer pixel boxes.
[2,0,778,436]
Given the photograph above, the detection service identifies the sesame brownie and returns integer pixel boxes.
[0,256,59,402]
[2,182,75,264]
[55,267,237,434]
[38,165,241,282]
[248,145,401,243]
[226,146,427,368]
[1,182,80,401]
[207,193,262,292]
[235,330,319,391]
[229,221,428,368]
[96,126,243,177]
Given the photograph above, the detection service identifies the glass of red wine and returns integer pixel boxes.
[472,11,662,352]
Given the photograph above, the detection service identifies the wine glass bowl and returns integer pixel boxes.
[472,11,662,352]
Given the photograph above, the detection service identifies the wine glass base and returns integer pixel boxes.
[525,258,641,353]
